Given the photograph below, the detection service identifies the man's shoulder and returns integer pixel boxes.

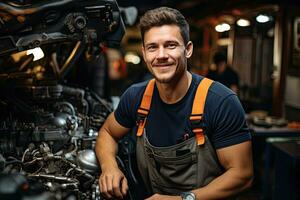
[119,79,153,109]
[114,80,152,128]
[191,72,205,84]
[131,80,150,88]
[192,73,234,96]
[207,80,236,104]
[191,72,234,98]
[123,80,150,96]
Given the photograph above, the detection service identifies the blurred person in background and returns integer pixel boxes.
[207,51,240,93]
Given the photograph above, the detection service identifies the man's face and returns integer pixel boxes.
[142,25,193,84]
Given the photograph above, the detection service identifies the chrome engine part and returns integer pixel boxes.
[0,80,113,199]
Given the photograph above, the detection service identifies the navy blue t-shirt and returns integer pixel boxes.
[114,73,251,149]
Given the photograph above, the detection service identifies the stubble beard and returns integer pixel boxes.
[154,74,174,84]
[151,64,185,84]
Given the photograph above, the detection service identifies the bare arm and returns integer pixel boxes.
[192,140,253,199]
[95,112,130,199]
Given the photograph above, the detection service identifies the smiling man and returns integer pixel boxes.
[96,7,253,200]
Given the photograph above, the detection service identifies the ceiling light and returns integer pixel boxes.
[26,47,44,61]
[237,19,250,27]
[215,23,231,32]
[125,52,140,64]
[256,14,270,23]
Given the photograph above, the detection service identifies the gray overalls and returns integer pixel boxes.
[135,78,223,195]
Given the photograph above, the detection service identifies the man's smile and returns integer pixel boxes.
[153,63,174,67]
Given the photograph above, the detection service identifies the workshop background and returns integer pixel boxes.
[0,0,300,199]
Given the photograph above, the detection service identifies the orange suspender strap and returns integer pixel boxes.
[190,78,214,145]
[136,79,155,136]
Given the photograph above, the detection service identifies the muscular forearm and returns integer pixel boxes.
[95,120,129,199]
[95,112,130,171]
[95,127,119,171]
[192,168,253,200]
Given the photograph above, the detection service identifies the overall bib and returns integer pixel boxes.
[135,78,223,195]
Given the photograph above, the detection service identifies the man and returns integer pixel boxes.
[96,7,253,200]
[207,51,240,93]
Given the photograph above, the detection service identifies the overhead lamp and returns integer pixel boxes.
[215,23,231,32]
[125,52,141,64]
[237,19,250,27]
[256,14,270,23]
[26,47,44,61]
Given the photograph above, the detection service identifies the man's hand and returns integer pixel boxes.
[96,112,131,199]
[99,167,128,199]
[145,194,181,200]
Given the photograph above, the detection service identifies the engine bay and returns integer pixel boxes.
[0,1,137,199]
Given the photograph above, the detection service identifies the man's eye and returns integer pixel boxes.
[146,46,157,52]
[166,43,177,49]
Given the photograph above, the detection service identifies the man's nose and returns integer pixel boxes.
[157,47,168,58]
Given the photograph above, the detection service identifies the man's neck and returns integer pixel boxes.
[156,71,192,104]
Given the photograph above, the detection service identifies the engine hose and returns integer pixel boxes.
[54,101,75,116]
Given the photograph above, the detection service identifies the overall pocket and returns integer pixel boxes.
[147,148,198,194]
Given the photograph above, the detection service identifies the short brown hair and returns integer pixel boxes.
[139,7,190,45]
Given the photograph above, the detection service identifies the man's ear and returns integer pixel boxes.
[185,41,193,58]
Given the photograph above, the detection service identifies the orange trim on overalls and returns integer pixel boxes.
[136,79,155,136]
[190,78,213,145]
[136,78,213,145]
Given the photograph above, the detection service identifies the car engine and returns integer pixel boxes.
[0,0,138,199]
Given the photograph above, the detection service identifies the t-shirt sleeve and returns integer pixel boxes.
[210,94,251,149]
[114,87,138,128]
